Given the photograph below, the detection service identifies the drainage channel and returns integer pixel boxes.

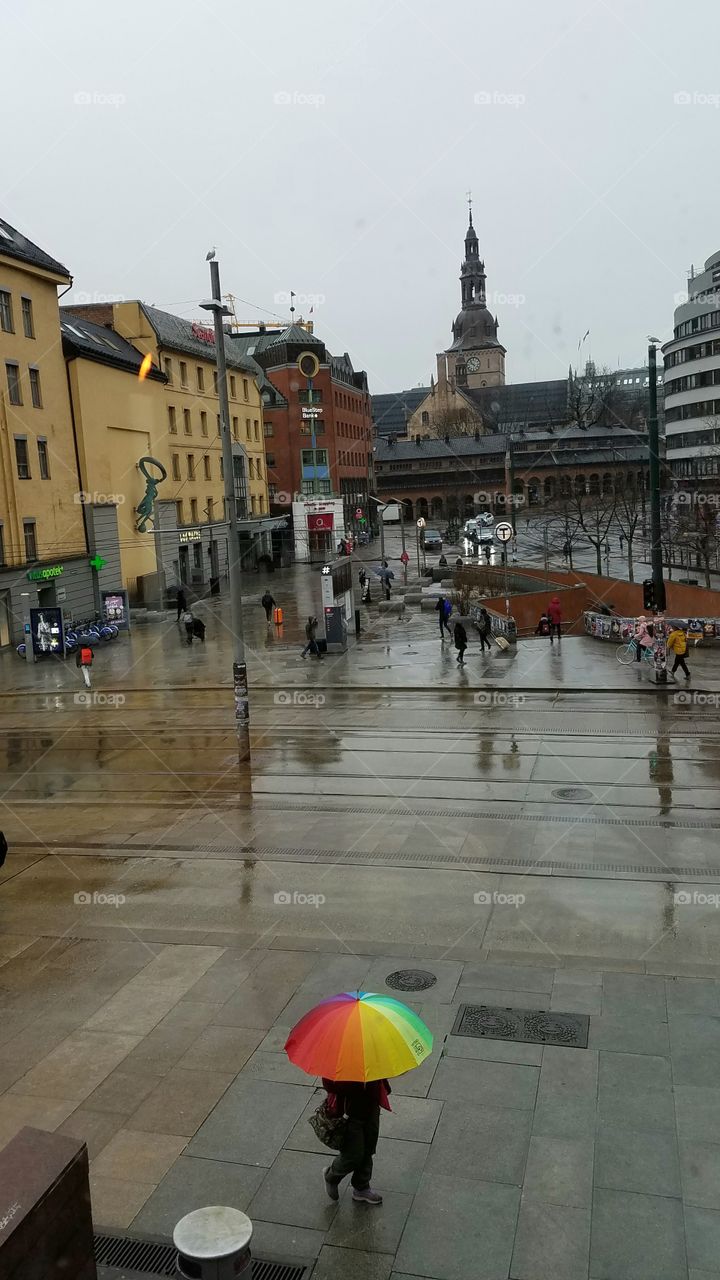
[95,1231,307,1279]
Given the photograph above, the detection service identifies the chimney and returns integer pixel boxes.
[258,322,266,333]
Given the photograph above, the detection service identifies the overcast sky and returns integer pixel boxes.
[4,0,718,396]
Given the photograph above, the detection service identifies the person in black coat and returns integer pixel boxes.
[176,587,187,621]
[454,620,468,664]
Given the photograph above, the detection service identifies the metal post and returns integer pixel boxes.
[543,525,549,586]
[400,503,407,583]
[647,343,666,611]
[201,261,249,763]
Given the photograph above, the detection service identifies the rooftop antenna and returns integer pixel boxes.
[290,290,296,322]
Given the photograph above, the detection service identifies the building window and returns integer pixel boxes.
[6,362,22,405]
[207,497,214,521]
[219,457,223,479]
[203,455,211,480]
[0,290,13,333]
[190,498,198,524]
[37,438,50,478]
[230,375,236,397]
[213,370,219,395]
[164,357,173,382]
[21,297,34,338]
[24,521,37,561]
[266,452,276,466]
[264,421,273,437]
[248,458,255,480]
[253,420,259,441]
[256,458,262,480]
[187,454,195,480]
[14,437,30,479]
[269,483,277,499]
[171,454,181,481]
[196,366,205,391]
[183,408,192,435]
[29,367,42,408]
[180,361,188,386]
[216,414,221,435]
[176,500,184,526]
[251,495,257,515]
[200,410,208,436]
[232,416,239,441]
[243,378,249,400]
[168,405,177,433]
[299,388,323,404]
[193,540,202,569]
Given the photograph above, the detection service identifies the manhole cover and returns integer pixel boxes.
[451,1004,589,1048]
[552,787,593,801]
[386,969,438,992]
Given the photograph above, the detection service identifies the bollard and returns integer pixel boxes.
[174,1206,252,1279]
[355,607,361,637]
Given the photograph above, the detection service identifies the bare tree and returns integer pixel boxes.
[613,476,647,582]
[542,492,584,569]
[669,494,720,588]
[569,363,647,433]
[570,488,618,575]
[426,404,484,439]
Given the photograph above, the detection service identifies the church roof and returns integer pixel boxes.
[449,305,504,353]
[372,386,430,436]
[464,379,570,428]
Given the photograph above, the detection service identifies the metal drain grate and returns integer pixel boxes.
[94,1234,307,1280]
[552,787,594,801]
[386,969,437,992]
[451,1003,590,1048]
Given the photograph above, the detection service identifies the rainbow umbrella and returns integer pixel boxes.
[284,991,433,1081]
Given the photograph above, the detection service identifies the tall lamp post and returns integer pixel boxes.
[647,339,666,612]
[200,257,249,767]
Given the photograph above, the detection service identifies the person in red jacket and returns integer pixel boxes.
[547,596,562,644]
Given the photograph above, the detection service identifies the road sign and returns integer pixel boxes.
[495,521,513,543]
[417,518,426,528]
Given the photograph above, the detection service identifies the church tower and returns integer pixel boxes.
[446,198,506,389]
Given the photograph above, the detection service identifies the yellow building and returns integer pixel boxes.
[63,299,272,597]
[0,218,97,645]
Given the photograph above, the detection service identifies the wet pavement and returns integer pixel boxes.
[2,561,720,1277]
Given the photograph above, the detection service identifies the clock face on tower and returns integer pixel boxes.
[466,356,481,372]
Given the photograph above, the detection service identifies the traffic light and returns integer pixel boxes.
[642,579,655,611]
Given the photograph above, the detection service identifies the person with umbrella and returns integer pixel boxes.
[285,990,432,1210]
[376,560,394,601]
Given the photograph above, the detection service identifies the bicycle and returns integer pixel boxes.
[616,637,654,666]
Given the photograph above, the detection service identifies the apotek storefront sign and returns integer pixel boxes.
[27,565,64,582]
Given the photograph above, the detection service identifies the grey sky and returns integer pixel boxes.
[4,0,718,397]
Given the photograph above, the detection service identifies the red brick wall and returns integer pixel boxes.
[507,565,720,620]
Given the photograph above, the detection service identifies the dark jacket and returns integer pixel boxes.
[176,590,187,610]
[477,610,491,635]
[322,1078,392,1119]
[305,619,317,641]
[454,622,468,649]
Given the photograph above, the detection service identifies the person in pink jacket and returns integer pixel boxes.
[634,615,654,663]
[547,596,562,643]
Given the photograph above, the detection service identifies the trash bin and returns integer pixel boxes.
[174,1206,252,1279]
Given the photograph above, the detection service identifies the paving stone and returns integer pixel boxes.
[588,1016,670,1057]
[675,1087,720,1143]
[445,1035,542,1065]
[249,1149,340,1230]
[549,985,602,1015]
[174,1025,264,1073]
[538,1046,598,1098]
[601,972,667,1020]
[84,1068,165,1115]
[430,1057,539,1110]
[373,1137,429,1192]
[510,1199,591,1280]
[380,1095,443,1143]
[453,987,551,1012]
[554,969,602,986]
[680,1140,720,1210]
[395,1172,520,1280]
[590,1187,687,1280]
[131,1155,265,1236]
[90,1173,156,1229]
[238,1049,315,1085]
[426,1101,532,1185]
[9,1030,141,1100]
[597,1087,676,1133]
[248,1221,325,1263]
[460,963,555,993]
[92,1128,186,1182]
[327,1187,412,1253]
[595,1126,681,1197]
[56,1107,125,1161]
[532,1095,596,1142]
[523,1136,594,1207]
[672,1047,720,1088]
[665,977,720,1018]
[685,1206,720,1273]
[127,1067,234,1137]
[0,1093,78,1148]
[312,1246,393,1280]
[187,1077,312,1165]
[598,1049,672,1093]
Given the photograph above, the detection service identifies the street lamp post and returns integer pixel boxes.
[200,258,249,765]
[647,340,666,612]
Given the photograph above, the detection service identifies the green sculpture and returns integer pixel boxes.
[136,456,168,532]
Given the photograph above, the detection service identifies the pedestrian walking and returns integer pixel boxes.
[634,615,654,663]
[547,595,562,643]
[667,624,691,679]
[322,1077,390,1207]
[380,560,394,601]
[454,620,468,664]
[176,587,187,622]
[182,608,195,645]
[562,541,570,562]
[301,615,323,660]
[261,589,276,623]
[435,595,452,638]
[477,606,492,652]
[358,567,367,591]
[438,554,448,567]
